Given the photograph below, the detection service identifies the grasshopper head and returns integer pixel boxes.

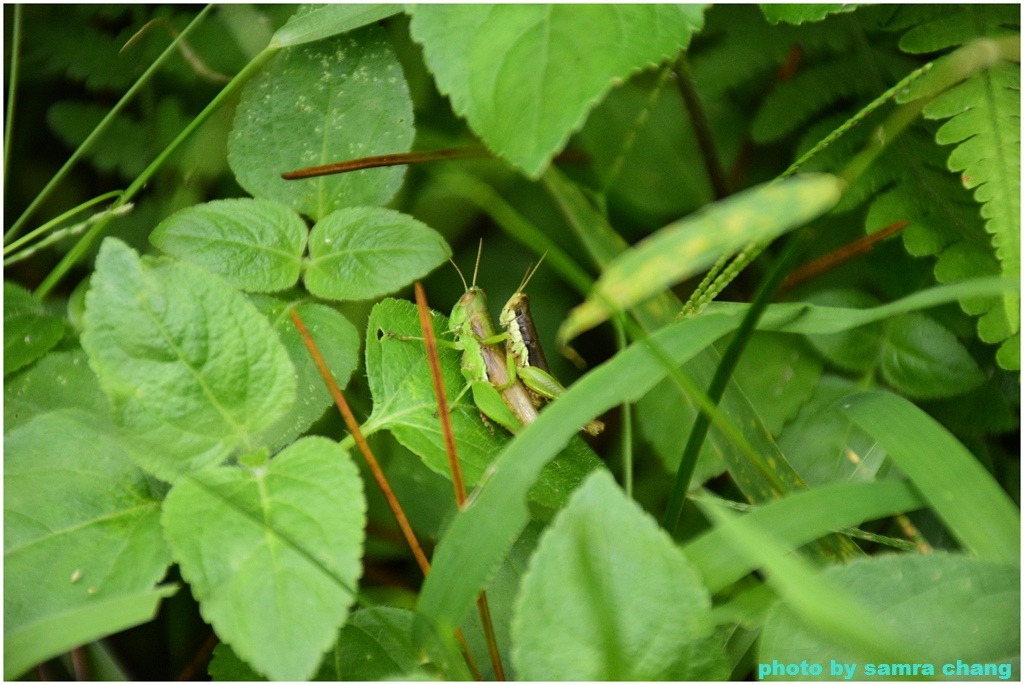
[449,286,490,335]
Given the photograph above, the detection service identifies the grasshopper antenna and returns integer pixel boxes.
[516,252,548,292]
[449,257,468,292]
[471,239,483,288]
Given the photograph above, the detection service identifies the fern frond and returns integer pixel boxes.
[895,5,1021,369]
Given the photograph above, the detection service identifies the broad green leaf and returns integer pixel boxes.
[803,289,885,372]
[4,281,64,377]
[4,349,108,433]
[162,437,366,681]
[272,4,404,48]
[4,410,172,678]
[4,585,176,681]
[229,26,413,221]
[461,525,542,680]
[698,503,923,665]
[842,392,1020,562]
[880,312,985,398]
[512,471,728,680]
[727,331,822,436]
[922,372,1020,437]
[331,608,419,680]
[760,554,1019,680]
[409,5,704,177]
[81,239,296,482]
[683,481,925,594]
[775,375,887,487]
[415,277,1009,643]
[150,199,307,292]
[558,174,844,345]
[250,295,360,450]
[364,298,602,514]
[208,607,419,681]
[304,207,450,301]
[760,4,859,25]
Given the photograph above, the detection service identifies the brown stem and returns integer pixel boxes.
[414,283,506,680]
[414,282,466,503]
[281,146,490,180]
[290,309,482,680]
[176,631,219,681]
[291,309,432,573]
[779,219,909,294]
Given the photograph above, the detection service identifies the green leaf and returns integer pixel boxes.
[776,375,886,487]
[4,281,64,377]
[842,392,1020,562]
[250,295,360,450]
[698,502,922,665]
[364,298,602,513]
[150,199,307,293]
[511,471,728,680]
[558,174,844,345]
[760,554,1019,680]
[728,331,822,436]
[331,607,420,680]
[684,481,925,594]
[228,26,414,221]
[803,289,885,372]
[162,436,366,681]
[4,350,109,433]
[880,312,985,398]
[4,410,172,678]
[81,239,296,482]
[760,4,859,25]
[272,4,404,48]
[4,585,177,681]
[304,207,450,301]
[208,607,420,681]
[926,62,1020,368]
[896,6,1021,369]
[409,5,704,177]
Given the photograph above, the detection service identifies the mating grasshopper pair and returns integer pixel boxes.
[443,248,605,437]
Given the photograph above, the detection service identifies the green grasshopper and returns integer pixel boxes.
[441,247,539,435]
[498,261,605,436]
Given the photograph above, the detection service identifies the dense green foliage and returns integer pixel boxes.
[4,4,1019,681]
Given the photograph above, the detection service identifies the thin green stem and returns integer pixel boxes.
[5,5,213,243]
[4,190,123,255]
[3,4,24,193]
[662,234,805,534]
[613,320,633,498]
[34,44,278,300]
[781,63,932,181]
[5,203,133,266]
